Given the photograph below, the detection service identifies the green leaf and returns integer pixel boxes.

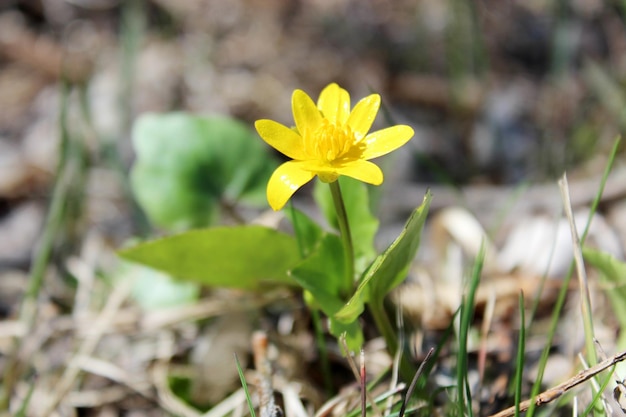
[119,226,300,290]
[313,177,379,274]
[284,207,324,259]
[329,318,364,353]
[335,191,431,322]
[290,232,364,352]
[131,112,276,230]
[582,247,626,334]
[290,233,346,316]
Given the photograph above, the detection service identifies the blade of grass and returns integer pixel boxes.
[514,292,526,417]
[456,244,485,416]
[235,353,257,417]
[14,377,35,417]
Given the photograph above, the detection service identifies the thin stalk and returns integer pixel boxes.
[514,292,526,417]
[234,353,257,417]
[329,181,355,294]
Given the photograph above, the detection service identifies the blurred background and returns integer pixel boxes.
[3,0,624,187]
[1,0,626,415]
[2,0,625,263]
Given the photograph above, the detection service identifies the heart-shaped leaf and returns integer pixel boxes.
[290,233,346,316]
[131,113,276,230]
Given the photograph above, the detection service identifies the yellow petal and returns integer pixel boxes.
[347,94,380,141]
[317,83,351,125]
[361,125,414,160]
[298,160,340,183]
[335,159,383,185]
[255,119,307,160]
[267,161,316,210]
[292,89,322,137]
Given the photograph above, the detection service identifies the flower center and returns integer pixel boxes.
[306,119,360,163]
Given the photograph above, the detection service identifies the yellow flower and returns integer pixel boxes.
[255,83,414,210]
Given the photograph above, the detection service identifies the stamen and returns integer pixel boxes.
[305,119,357,163]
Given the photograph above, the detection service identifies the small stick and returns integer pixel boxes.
[487,348,626,417]
[252,332,280,417]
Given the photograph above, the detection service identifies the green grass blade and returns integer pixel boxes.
[580,366,614,417]
[580,136,620,244]
[456,244,484,416]
[514,292,526,417]
[14,377,36,417]
[235,353,257,417]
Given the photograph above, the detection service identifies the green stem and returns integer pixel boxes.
[329,181,355,295]
[369,300,415,382]
[290,202,332,394]
[311,309,333,395]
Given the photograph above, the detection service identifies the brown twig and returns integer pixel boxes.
[487,349,626,417]
[252,331,280,417]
